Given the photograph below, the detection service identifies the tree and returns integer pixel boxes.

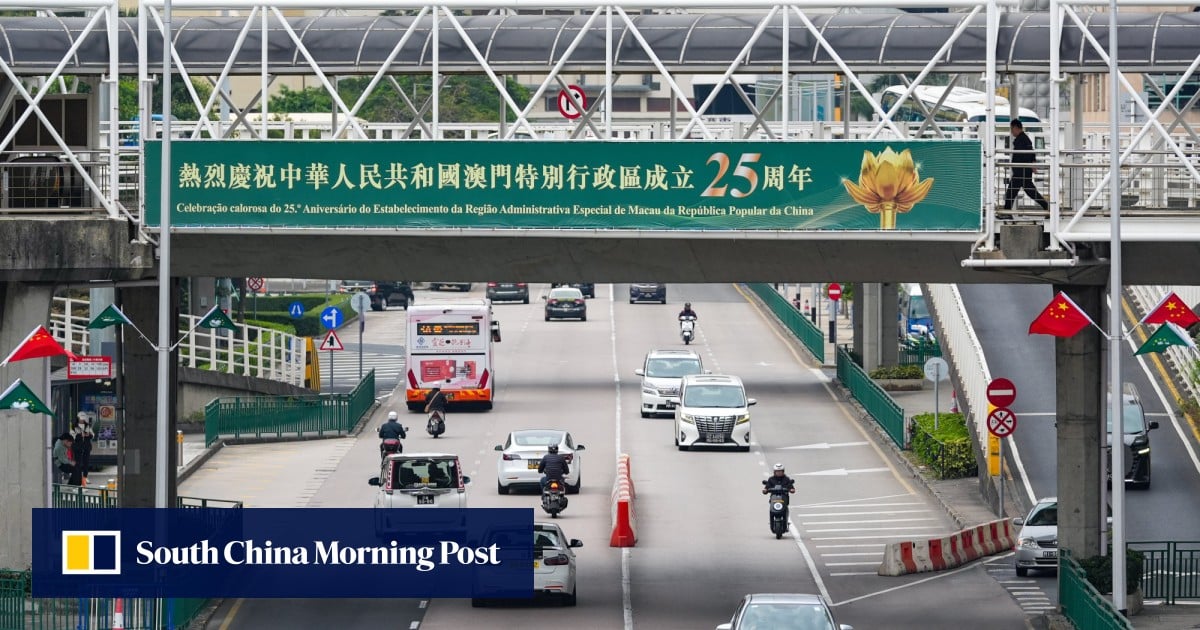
[266,75,532,124]
[118,76,214,122]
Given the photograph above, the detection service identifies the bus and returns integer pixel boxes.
[878,85,1041,126]
[405,299,500,411]
[899,283,934,341]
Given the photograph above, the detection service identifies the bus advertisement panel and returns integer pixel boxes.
[406,300,496,410]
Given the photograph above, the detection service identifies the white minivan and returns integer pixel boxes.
[369,453,472,508]
[635,349,705,417]
[672,374,755,452]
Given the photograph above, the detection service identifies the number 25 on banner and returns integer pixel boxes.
[702,152,762,199]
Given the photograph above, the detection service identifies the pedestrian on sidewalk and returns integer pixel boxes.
[53,433,75,485]
[71,413,94,486]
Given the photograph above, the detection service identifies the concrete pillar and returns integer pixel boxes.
[0,282,55,568]
[190,276,215,317]
[880,283,899,367]
[89,287,116,356]
[1056,284,1104,558]
[852,283,864,362]
[861,283,881,372]
[120,283,179,507]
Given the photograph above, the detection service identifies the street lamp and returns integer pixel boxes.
[1106,0,1127,615]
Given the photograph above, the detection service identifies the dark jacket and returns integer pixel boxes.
[378,420,407,440]
[1012,132,1036,166]
[678,308,698,319]
[71,430,93,474]
[762,475,796,493]
[538,453,570,479]
[425,390,447,413]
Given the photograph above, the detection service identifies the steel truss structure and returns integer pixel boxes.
[0,0,1198,252]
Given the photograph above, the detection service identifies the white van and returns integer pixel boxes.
[672,374,755,452]
[368,453,471,508]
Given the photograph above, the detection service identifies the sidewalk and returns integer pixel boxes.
[770,283,854,368]
[84,432,209,490]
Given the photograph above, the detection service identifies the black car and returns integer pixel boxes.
[1106,384,1158,489]
[369,281,413,311]
[486,282,529,304]
[544,287,587,321]
[629,283,666,304]
[553,283,595,299]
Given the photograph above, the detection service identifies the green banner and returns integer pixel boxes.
[145,140,981,231]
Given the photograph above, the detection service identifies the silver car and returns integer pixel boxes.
[717,593,852,630]
[1013,497,1058,576]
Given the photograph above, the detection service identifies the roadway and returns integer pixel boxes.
[205,283,1028,630]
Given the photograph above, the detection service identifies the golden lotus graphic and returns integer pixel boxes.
[842,148,934,229]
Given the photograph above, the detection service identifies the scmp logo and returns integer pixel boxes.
[62,531,121,575]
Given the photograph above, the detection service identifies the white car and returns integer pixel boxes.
[495,430,585,494]
[472,521,582,608]
[636,349,706,418]
[1013,497,1058,576]
[673,374,755,451]
[369,453,471,508]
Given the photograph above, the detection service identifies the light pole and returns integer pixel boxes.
[155,0,173,509]
[1106,0,1127,615]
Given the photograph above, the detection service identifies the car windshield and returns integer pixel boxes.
[683,384,746,408]
[391,458,459,489]
[739,603,834,630]
[645,358,703,378]
[534,529,561,549]
[1106,402,1146,434]
[512,431,564,447]
[1026,503,1058,527]
[549,289,581,300]
[909,295,931,319]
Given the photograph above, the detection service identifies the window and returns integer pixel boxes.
[513,431,563,447]
[392,458,459,489]
[1027,503,1058,527]
[683,384,746,408]
[645,358,703,378]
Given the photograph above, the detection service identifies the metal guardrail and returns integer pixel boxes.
[909,421,978,479]
[0,569,207,630]
[49,296,307,387]
[924,285,992,449]
[835,346,905,448]
[1131,541,1200,604]
[205,369,375,447]
[899,343,942,367]
[51,484,245,510]
[1059,550,1135,630]
[744,283,824,363]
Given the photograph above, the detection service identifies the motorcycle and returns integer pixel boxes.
[765,484,791,539]
[541,478,569,518]
[679,315,696,345]
[377,426,409,460]
[427,410,446,438]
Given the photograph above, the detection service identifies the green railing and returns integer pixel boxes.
[899,342,942,366]
[744,284,824,363]
[205,369,375,446]
[52,485,244,510]
[1131,541,1200,604]
[0,577,209,630]
[1059,550,1134,630]
[836,346,906,447]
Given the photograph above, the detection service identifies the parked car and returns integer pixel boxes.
[369,281,412,311]
[553,283,594,299]
[1107,383,1158,489]
[717,593,851,630]
[544,287,587,321]
[472,522,582,608]
[636,349,705,417]
[672,374,754,451]
[339,279,374,293]
[1013,497,1058,577]
[630,282,667,304]
[430,282,473,291]
[368,453,471,509]
[486,282,530,304]
[494,429,585,494]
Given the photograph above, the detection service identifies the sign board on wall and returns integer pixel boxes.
[145,140,983,232]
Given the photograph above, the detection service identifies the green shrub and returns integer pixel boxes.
[252,297,355,337]
[869,364,924,380]
[245,319,298,336]
[244,294,335,313]
[909,412,977,478]
[1078,548,1144,595]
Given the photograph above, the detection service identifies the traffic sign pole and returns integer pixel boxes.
[358,315,363,385]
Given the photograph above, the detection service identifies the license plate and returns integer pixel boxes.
[1043,550,1057,558]
[533,560,540,569]
[705,434,725,443]
[527,461,540,470]
[416,495,434,505]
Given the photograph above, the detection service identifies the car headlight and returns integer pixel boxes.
[679,414,695,425]
[1018,537,1039,550]
[1137,447,1151,455]
[736,415,750,425]
[642,388,657,396]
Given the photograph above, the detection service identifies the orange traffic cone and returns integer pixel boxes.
[112,597,125,630]
[950,390,959,414]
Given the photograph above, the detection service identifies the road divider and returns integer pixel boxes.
[878,518,1014,576]
[610,454,637,547]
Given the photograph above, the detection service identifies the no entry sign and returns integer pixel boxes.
[986,377,1017,408]
[827,283,842,301]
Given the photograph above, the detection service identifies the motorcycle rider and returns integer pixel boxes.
[377,411,407,457]
[762,463,796,496]
[538,444,570,491]
[425,386,448,418]
[678,302,698,320]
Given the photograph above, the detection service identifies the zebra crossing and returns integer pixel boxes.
[317,346,406,394]
[983,555,1058,615]
[794,493,955,577]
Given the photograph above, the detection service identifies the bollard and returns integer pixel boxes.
[176,431,184,467]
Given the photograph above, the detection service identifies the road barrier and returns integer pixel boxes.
[879,518,1014,576]
[609,454,637,547]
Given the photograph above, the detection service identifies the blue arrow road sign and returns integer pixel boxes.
[321,306,343,330]
[289,302,305,319]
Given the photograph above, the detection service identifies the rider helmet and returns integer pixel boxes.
[773,463,785,472]
[387,411,398,421]
[685,302,692,308]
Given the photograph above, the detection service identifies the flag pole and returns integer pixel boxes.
[44,357,52,507]
[1107,0,1127,614]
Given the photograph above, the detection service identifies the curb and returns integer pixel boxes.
[177,440,224,484]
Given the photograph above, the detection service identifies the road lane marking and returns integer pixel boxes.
[796,495,916,508]
[609,284,633,630]
[829,571,877,576]
[418,600,428,609]
[800,509,931,517]
[409,621,420,629]
[786,520,833,603]
[217,598,244,630]
[815,544,887,549]
[802,517,938,526]
[806,525,941,533]
[830,557,983,607]
[811,533,954,541]
[732,284,916,495]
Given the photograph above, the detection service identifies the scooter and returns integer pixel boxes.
[427,411,446,438]
[377,426,409,460]
[541,478,569,518]
[765,484,791,539]
[679,315,696,345]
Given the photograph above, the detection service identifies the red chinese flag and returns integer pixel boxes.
[1029,292,1095,337]
[0,325,75,366]
[1142,292,1200,328]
